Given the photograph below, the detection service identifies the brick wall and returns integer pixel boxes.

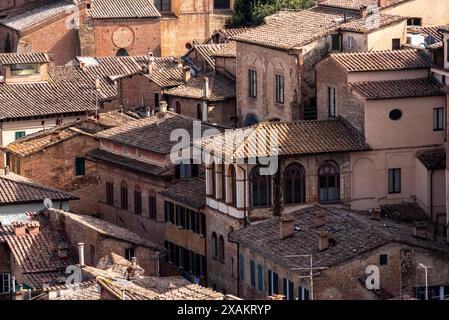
[119,74,164,112]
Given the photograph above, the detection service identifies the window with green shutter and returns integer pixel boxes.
[257,264,263,292]
[75,157,85,176]
[250,260,256,288]
[239,254,245,280]
[15,131,26,140]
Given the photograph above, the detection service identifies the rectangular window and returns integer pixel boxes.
[248,69,257,98]
[134,189,142,215]
[328,87,336,117]
[380,254,388,266]
[214,0,230,9]
[189,210,197,232]
[125,247,136,261]
[388,168,401,194]
[268,270,279,295]
[239,254,245,281]
[164,201,175,223]
[257,264,263,292]
[331,34,341,51]
[176,205,186,229]
[154,0,171,12]
[154,92,160,112]
[275,74,284,104]
[283,278,294,300]
[0,273,10,294]
[447,40,449,62]
[106,182,114,205]
[11,63,39,76]
[198,212,206,236]
[392,38,401,50]
[299,286,310,300]
[121,186,128,210]
[407,17,422,26]
[250,260,256,288]
[148,195,157,219]
[75,157,86,176]
[348,36,355,49]
[15,131,26,140]
[433,107,444,131]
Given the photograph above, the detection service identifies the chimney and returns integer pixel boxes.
[203,77,210,99]
[377,0,389,8]
[414,222,428,239]
[4,166,9,176]
[78,243,85,267]
[318,230,330,251]
[26,221,40,236]
[57,243,69,258]
[79,61,85,70]
[315,209,325,228]
[183,66,191,83]
[280,215,294,240]
[159,101,168,113]
[147,52,155,74]
[360,5,368,18]
[176,58,183,69]
[50,130,60,142]
[12,221,26,237]
[370,208,382,221]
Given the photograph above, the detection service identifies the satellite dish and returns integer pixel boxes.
[43,198,53,209]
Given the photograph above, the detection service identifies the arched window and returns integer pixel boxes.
[230,165,237,206]
[120,181,128,210]
[250,166,272,208]
[284,163,306,204]
[211,164,216,197]
[175,101,181,114]
[134,185,142,215]
[318,161,340,203]
[212,232,218,259]
[218,235,225,263]
[221,165,226,201]
[116,48,129,56]
[197,104,202,120]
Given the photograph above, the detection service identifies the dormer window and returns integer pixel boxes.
[11,63,39,76]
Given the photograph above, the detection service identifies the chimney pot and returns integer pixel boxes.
[318,230,330,251]
[4,166,9,176]
[203,77,210,98]
[183,66,191,83]
[26,221,40,236]
[12,221,26,237]
[78,243,85,267]
[280,215,294,240]
[315,209,326,227]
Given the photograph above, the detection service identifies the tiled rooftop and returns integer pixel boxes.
[87,0,161,19]
[0,52,50,65]
[213,27,251,39]
[165,73,235,101]
[330,49,431,72]
[212,41,236,58]
[159,177,206,209]
[199,119,369,160]
[416,148,446,170]
[350,78,444,100]
[187,43,226,69]
[319,0,411,10]
[96,111,221,154]
[340,14,406,33]
[0,0,78,32]
[229,205,449,274]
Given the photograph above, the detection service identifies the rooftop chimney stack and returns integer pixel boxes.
[78,243,85,267]
[4,166,9,176]
[318,230,330,251]
[360,5,368,18]
[203,77,210,99]
[147,52,155,75]
[12,221,26,237]
[280,215,294,240]
[315,209,326,227]
[183,66,191,83]
[26,221,40,236]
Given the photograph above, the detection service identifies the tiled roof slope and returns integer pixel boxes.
[319,0,411,10]
[159,177,206,209]
[199,119,369,160]
[0,212,77,288]
[330,49,431,72]
[351,78,444,100]
[0,176,78,205]
[212,41,236,58]
[229,205,449,273]
[214,27,251,38]
[87,0,161,19]
[165,73,235,101]
[232,10,342,49]
[340,14,406,33]
[0,0,78,32]
[0,52,49,65]
[96,112,221,154]
[189,44,226,69]
[416,148,446,170]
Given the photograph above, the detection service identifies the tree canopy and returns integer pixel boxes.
[228,0,315,27]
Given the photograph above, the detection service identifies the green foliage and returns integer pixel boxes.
[228,0,315,27]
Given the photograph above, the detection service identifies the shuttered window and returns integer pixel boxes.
[268,270,279,295]
[250,260,256,287]
[106,182,114,205]
[248,69,257,98]
[388,168,401,194]
[433,107,444,131]
[148,195,157,219]
[275,74,284,104]
[283,278,294,300]
[239,254,245,280]
[134,188,142,215]
[75,157,86,176]
[328,87,336,117]
[257,264,264,292]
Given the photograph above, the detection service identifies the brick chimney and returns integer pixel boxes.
[203,77,210,99]
[3,166,9,176]
[377,0,390,8]
[57,243,69,258]
[147,52,155,75]
[26,221,40,236]
[370,208,381,221]
[360,5,368,18]
[414,221,428,239]
[318,230,330,251]
[12,221,26,237]
[315,209,325,228]
[280,215,294,240]
[183,66,191,83]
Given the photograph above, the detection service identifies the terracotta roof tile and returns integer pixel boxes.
[159,178,206,209]
[212,41,236,58]
[213,27,252,39]
[330,49,431,72]
[0,52,50,65]
[87,0,161,19]
[340,14,406,33]
[319,0,411,10]
[165,73,235,101]
[188,43,226,69]
[350,78,444,100]
[416,148,446,170]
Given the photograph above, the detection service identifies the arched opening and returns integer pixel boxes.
[116,48,129,56]
[218,235,225,263]
[230,165,237,206]
[244,114,259,127]
[212,232,218,259]
[175,101,181,114]
[284,163,306,205]
[250,166,272,208]
[318,161,340,203]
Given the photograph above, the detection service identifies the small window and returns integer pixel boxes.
[154,93,160,111]
[257,264,264,292]
[392,38,401,50]
[348,36,355,49]
[164,201,175,223]
[389,109,402,121]
[0,273,10,294]
[134,187,142,215]
[298,286,310,300]
[433,107,444,131]
[283,278,294,300]
[239,254,245,280]
[197,104,202,120]
[407,17,422,26]
[380,254,388,266]
[116,48,129,57]
[268,270,279,295]
[212,232,218,259]
[148,195,157,219]
[75,157,86,176]
[154,0,171,12]
[275,74,284,104]
[388,168,401,194]
[176,163,198,179]
[248,69,257,98]
[106,182,114,205]
[11,64,39,76]
[125,247,136,261]
[175,101,181,114]
[328,87,336,117]
[175,205,186,229]
[15,131,26,140]
[218,235,225,263]
[250,260,256,288]
[331,34,341,51]
[121,183,129,210]
[214,0,230,9]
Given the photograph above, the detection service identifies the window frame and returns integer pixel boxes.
[248,69,257,98]
[328,87,336,117]
[120,182,129,210]
[106,182,114,206]
[148,194,157,219]
[275,74,284,104]
[250,166,272,208]
[433,107,444,131]
[388,168,401,194]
